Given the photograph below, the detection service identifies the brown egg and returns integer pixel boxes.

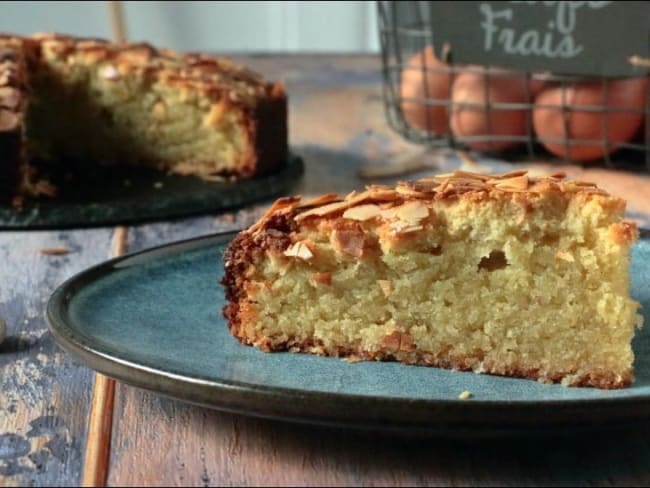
[450,68,529,152]
[533,77,649,162]
[528,75,549,99]
[399,46,452,135]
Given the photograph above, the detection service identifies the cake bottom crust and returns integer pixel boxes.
[229,327,632,390]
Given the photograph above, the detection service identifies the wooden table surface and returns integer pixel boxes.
[2,55,650,487]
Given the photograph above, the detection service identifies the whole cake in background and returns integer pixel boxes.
[222,170,643,389]
[0,33,288,205]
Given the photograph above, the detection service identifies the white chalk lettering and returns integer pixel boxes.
[479,1,610,59]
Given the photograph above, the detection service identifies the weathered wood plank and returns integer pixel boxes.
[0,228,113,486]
[108,398,650,487]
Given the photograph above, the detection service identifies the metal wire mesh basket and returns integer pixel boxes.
[377,1,650,170]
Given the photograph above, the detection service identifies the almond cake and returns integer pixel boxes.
[0,33,287,204]
[221,171,642,390]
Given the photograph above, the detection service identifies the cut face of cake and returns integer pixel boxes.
[222,170,643,389]
[0,33,287,203]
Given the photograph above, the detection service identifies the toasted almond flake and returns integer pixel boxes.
[458,390,472,400]
[395,185,426,198]
[493,174,529,190]
[390,221,423,235]
[331,228,365,258]
[300,193,341,208]
[284,241,313,260]
[343,204,382,221]
[377,280,393,298]
[555,250,575,262]
[296,200,351,220]
[356,189,399,203]
[396,200,429,224]
[380,207,399,220]
[493,170,529,179]
[248,196,301,234]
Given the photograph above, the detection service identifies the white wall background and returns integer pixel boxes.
[0,1,380,53]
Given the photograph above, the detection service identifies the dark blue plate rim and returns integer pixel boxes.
[46,229,650,434]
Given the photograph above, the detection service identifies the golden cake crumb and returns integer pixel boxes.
[458,391,472,400]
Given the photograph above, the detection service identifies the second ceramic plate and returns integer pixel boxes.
[47,230,650,435]
[0,155,303,229]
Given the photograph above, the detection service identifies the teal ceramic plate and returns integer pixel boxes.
[47,230,650,435]
[0,154,302,230]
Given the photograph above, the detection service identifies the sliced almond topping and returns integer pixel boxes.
[396,200,429,224]
[247,196,301,234]
[356,189,399,203]
[380,207,399,220]
[492,169,529,179]
[567,180,598,188]
[377,280,393,298]
[342,204,382,222]
[331,228,365,258]
[296,200,351,220]
[300,193,341,208]
[395,185,426,198]
[493,174,529,191]
[555,250,575,262]
[284,241,313,260]
[365,184,393,192]
[390,222,423,235]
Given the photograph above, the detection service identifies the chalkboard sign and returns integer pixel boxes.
[429,1,650,77]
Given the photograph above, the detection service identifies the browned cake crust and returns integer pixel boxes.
[222,171,640,389]
[0,37,29,203]
[0,32,288,203]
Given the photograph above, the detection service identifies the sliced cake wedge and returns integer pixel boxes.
[222,171,643,389]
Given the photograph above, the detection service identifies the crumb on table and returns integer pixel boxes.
[458,390,472,400]
[38,247,70,256]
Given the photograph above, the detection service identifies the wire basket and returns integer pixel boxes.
[377,1,650,170]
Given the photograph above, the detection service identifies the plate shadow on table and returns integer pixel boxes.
[123,388,650,486]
